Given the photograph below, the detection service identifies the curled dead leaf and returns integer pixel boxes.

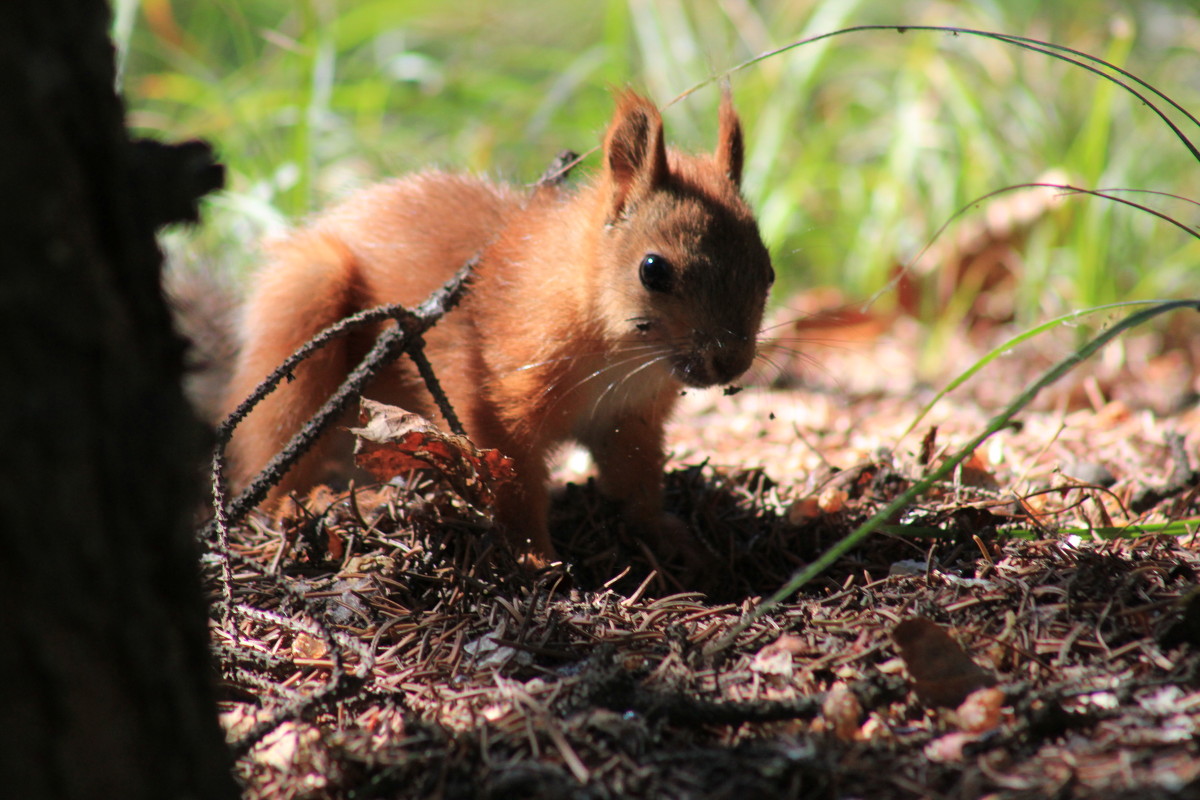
[352,398,515,508]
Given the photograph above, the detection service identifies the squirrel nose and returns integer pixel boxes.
[673,335,755,387]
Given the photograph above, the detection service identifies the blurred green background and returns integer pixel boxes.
[117,0,1200,324]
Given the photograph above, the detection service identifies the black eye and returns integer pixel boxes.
[639,254,672,293]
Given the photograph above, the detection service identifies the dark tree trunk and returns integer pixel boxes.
[0,2,236,798]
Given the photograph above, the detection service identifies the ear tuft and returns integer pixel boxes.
[716,89,744,187]
[603,91,668,219]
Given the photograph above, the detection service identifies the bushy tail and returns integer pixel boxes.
[165,265,240,425]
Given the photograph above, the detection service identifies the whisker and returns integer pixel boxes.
[758,316,817,335]
[588,349,674,421]
[541,343,665,399]
[750,351,788,377]
[757,306,870,336]
[498,339,663,383]
[761,348,840,388]
[510,346,631,374]
[529,344,672,438]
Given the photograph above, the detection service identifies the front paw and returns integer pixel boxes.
[651,510,693,557]
[634,511,717,581]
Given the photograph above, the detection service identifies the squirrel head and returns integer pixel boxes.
[592,91,774,388]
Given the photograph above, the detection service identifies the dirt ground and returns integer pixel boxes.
[204,305,1200,799]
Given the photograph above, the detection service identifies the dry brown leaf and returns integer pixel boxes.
[892,617,997,708]
[352,398,516,508]
[817,486,848,513]
[772,634,806,656]
[957,686,1006,733]
[822,682,863,742]
[291,631,327,660]
[903,172,1067,326]
[924,731,976,763]
[275,484,341,526]
[253,721,334,790]
[956,449,999,490]
[764,287,892,341]
[750,638,796,680]
[758,287,893,380]
[919,425,938,466]
[326,527,345,562]
[786,496,822,524]
[219,703,269,741]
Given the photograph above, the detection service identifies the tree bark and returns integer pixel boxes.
[0,2,236,798]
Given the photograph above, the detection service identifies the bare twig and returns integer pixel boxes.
[206,259,476,541]
[209,144,579,548]
[407,337,465,436]
[211,458,238,637]
[230,666,362,759]
[535,149,581,188]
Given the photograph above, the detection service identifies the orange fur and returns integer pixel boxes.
[224,92,774,559]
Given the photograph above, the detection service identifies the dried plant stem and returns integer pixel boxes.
[205,259,475,542]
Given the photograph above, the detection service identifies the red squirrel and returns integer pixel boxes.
[224,92,774,560]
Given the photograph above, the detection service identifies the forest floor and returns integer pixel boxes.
[205,299,1200,799]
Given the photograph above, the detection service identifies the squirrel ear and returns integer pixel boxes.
[716,90,744,187]
[604,92,668,220]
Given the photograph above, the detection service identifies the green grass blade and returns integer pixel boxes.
[711,298,1200,652]
[1002,520,1200,541]
[684,24,1200,165]
[899,299,1170,442]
